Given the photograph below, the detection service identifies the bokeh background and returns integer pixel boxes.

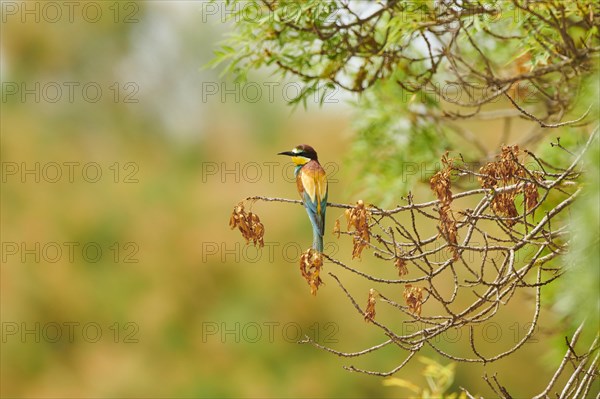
[1,1,597,398]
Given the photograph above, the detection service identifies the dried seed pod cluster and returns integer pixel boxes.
[364,288,377,322]
[394,258,408,276]
[345,200,371,259]
[332,218,341,239]
[403,284,424,317]
[478,145,538,225]
[299,249,324,296]
[523,181,539,210]
[229,202,265,248]
[430,154,459,260]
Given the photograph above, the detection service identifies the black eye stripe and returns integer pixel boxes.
[296,151,313,159]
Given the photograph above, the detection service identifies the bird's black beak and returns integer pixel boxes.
[277,151,295,156]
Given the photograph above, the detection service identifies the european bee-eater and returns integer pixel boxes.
[278,144,328,253]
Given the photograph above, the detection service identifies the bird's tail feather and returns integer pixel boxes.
[312,227,324,253]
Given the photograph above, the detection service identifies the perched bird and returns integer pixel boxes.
[278,144,328,252]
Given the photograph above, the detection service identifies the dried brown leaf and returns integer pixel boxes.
[364,288,377,322]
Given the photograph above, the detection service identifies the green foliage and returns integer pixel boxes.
[212,0,599,202]
[349,75,450,205]
[383,357,466,399]
[553,133,600,344]
[213,0,598,104]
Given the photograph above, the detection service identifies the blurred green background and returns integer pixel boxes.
[1,1,595,398]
